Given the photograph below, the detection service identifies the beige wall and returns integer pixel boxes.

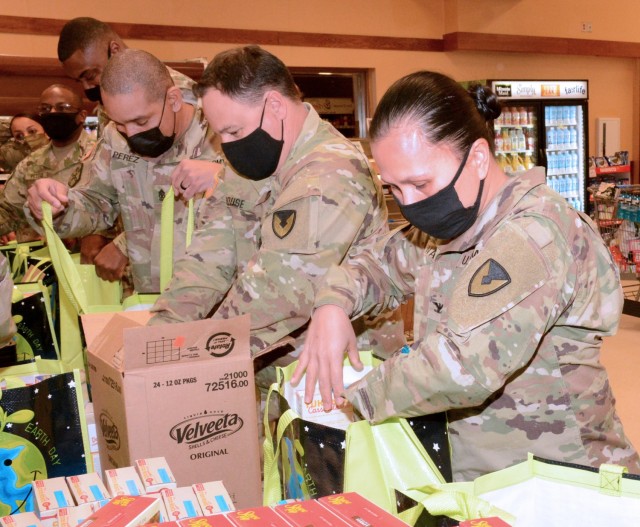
[1,0,638,160]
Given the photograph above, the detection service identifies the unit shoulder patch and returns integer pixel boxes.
[273,209,296,239]
[468,258,511,297]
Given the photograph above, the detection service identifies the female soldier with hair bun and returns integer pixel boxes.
[294,71,640,481]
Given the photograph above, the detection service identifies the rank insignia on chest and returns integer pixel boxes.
[468,258,511,297]
[273,209,296,239]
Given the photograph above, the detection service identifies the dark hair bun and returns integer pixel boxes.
[468,84,501,122]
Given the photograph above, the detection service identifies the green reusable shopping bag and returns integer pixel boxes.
[263,351,450,525]
[405,453,640,525]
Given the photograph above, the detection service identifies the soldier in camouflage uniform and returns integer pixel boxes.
[0,253,16,347]
[149,45,405,367]
[27,50,221,293]
[296,71,640,481]
[57,16,197,137]
[0,114,49,175]
[0,85,95,243]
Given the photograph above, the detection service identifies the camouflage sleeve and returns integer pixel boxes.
[148,184,238,324]
[346,213,623,423]
[111,232,128,255]
[0,161,30,235]
[0,253,16,345]
[314,222,425,317]
[53,139,121,238]
[211,164,385,355]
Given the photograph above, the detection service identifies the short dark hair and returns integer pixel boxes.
[41,83,84,109]
[194,45,300,103]
[370,71,501,155]
[58,17,118,62]
[101,49,173,102]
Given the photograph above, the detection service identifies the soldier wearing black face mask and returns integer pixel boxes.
[0,84,97,243]
[26,49,224,294]
[57,17,197,138]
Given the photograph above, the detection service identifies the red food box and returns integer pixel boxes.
[77,495,160,527]
[317,493,409,527]
[178,516,234,527]
[274,500,349,526]
[225,506,292,527]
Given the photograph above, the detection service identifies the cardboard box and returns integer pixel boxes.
[0,512,41,527]
[83,313,261,509]
[76,495,159,527]
[161,488,202,521]
[104,467,146,497]
[56,504,96,527]
[146,493,169,523]
[317,493,409,527]
[459,519,512,527]
[31,478,74,527]
[191,482,234,515]
[135,457,177,493]
[226,507,292,527]
[274,500,350,526]
[66,473,111,505]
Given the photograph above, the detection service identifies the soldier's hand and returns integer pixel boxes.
[292,304,361,412]
[79,234,111,264]
[171,159,222,200]
[27,178,69,220]
[0,232,16,245]
[93,241,129,282]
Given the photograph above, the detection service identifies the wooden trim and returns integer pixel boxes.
[444,32,640,59]
[0,15,443,53]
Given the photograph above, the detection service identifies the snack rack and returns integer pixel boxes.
[591,184,640,300]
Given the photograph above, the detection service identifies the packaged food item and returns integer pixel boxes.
[56,503,95,527]
[161,487,203,521]
[317,492,409,527]
[76,495,160,527]
[31,478,74,527]
[135,457,177,493]
[191,482,234,515]
[274,499,349,526]
[104,466,146,497]
[178,517,233,527]
[0,511,41,527]
[66,473,111,505]
[226,506,293,527]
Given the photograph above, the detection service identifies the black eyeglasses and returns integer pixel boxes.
[37,103,80,114]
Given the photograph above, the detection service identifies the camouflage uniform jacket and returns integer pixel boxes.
[0,139,31,173]
[316,167,640,481]
[0,129,96,241]
[151,103,405,359]
[47,105,219,293]
[94,66,197,136]
[0,253,16,344]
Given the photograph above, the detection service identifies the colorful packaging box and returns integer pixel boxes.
[31,477,74,527]
[56,503,95,527]
[274,499,350,526]
[191,482,234,515]
[104,466,146,497]
[161,487,203,521]
[66,473,111,505]
[459,518,512,527]
[0,512,41,527]
[146,493,170,523]
[76,495,160,527]
[317,492,410,527]
[135,457,177,493]
[226,506,292,527]
[178,517,233,527]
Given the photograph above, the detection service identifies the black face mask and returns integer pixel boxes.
[84,86,102,103]
[38,113,82,142]
[397,147,484,240]
[221,100,284,181]
[122,93,176,158]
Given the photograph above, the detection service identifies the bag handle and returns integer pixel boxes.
[42,188,194,313]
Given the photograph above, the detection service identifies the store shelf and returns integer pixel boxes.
[589,164,631,180]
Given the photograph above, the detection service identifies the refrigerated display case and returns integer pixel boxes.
[489,80,589,212]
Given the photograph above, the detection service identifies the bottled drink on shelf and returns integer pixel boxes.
[503,108,512,125]
[503,128,511,151]
[509,129,518,151]
[569,127,577,148]
[569,106,577,125]
[527,108,535,126]
[516,128,526,150]
[494,129,503,152]
[524,153,534,170]
[525,128,535,150]
[519,107,528,125]
[546,127,556,149]
[512,107,520,125]
[562,106,571,125]
[548,106,557,125]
